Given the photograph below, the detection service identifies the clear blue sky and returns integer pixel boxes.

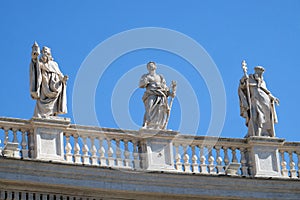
[0,1,299,141]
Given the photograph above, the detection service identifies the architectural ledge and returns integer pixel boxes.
[0,157,300,200]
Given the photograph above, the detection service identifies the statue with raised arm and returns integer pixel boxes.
[30,42,68,118]
[238,60,279,137]
[139,62,176,130]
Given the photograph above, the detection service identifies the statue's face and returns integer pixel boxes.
[42,47,51,57]
[147,62,156,72]
[41,47,52,61]
[255,70,264,77]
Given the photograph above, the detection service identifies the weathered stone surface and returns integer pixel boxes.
[30,117,70,161]
[239,61,279,137]
[2,142,19,158]
[246,136,284,177]
[30,42,68,118]
[138,129,178,171]
[139,62,176,130]
[1,158,300,200]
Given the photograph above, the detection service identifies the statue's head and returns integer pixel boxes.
[147,61,157,72]
[41,46,53,61]
[254,66,265,75]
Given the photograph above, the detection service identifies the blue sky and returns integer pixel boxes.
[0,1,299,141]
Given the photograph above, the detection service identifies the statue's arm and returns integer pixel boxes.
[139,74,148,88]
[259,81,280,105]
[53,62,68,84]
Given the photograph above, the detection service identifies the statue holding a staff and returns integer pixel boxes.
[139,62,176,130]
[30,42,68,118]
[238,60,279,137]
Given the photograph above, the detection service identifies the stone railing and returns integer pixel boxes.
[64,124,141,169]
[0,117,300,179]
[278,142,300,178]
[172,136,247,176]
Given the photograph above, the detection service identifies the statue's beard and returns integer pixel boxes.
[41,54,52,62]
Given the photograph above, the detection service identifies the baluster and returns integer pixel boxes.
[65,133,73,163]
[183,144,191,172]
[191,145,199,173]
[289,151,297,178]
[133,140,140,169]
[174,143,182,172]
[115,139,123,167]
[12,128,18,143]
[223,147,229,166]
[239,148,248,176]
[208,147,216,174]
[4,128,9,145]
[28,130,35,158]
[124,140,131,168]
[98,137,107,166]
[90,136,98,166]
[74,135,82,164]
[21,129,28,158]
[107,138,115,166]
[231,147,238,163]
[215,146,224,174]
[11,128,20,158]
[280,150,289,177]
[82,135,90,165]
[200,146,208,173]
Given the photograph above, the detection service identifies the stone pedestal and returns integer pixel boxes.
[246,137,284,178]
[30,117,70,162]
[138,129,178,171]
[2,142,20,158]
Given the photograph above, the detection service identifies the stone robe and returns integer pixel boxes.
[30,58,67,118]
[238,74,278,137]
[139,73,169,129]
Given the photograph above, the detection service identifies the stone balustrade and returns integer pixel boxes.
[278,142,300,179]
[64,124,141,169]
[172,136,247,176]
[1,117,300,179]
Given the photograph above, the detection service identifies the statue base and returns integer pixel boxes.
[138,129,178,172]
[246,136,284,178]
[30,117,70,162]
[2,142,20,158]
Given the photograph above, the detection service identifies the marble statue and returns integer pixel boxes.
[139,62,176,129]
[238,60,279,137]
[30,42,68,118]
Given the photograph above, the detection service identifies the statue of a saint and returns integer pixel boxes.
[139,62,176,130]
[29,42,68,118]
[238,61,279,137]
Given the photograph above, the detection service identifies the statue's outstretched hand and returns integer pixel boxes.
[63,75,69,83]
[270,94,280,105]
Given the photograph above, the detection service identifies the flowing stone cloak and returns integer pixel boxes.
[30,59,67,118]
[139,73,169,129]
[238,74,277,136]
